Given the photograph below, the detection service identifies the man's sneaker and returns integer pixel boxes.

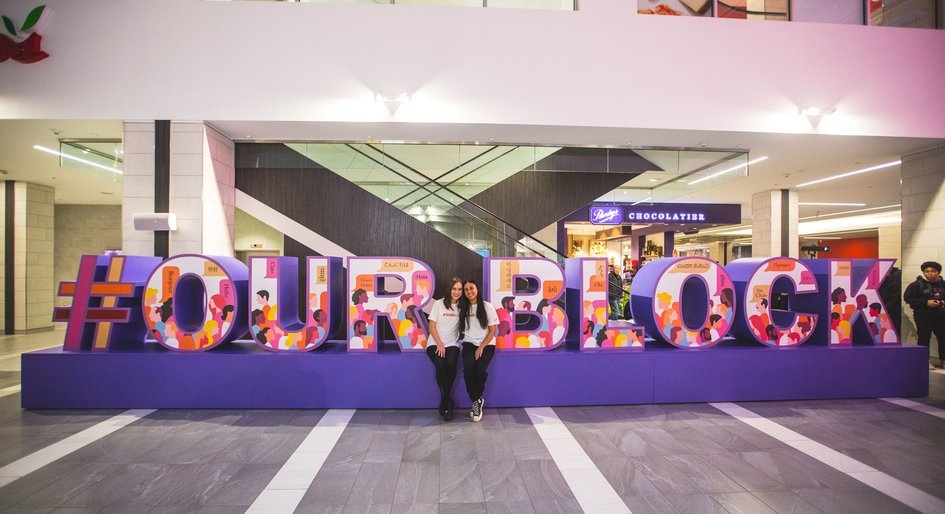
[471,398,483,422]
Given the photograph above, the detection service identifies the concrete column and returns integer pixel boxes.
[122,122,156,255]
[663,231,675,258]
[121,121,235,257]
[878,225,901,263]
[751,189,798,258]
[709,241,731,265]
[900,145,945,360]
[10,183,55,333]
[168,122,235,256]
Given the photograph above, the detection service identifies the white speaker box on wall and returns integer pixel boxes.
[133,213,177,231]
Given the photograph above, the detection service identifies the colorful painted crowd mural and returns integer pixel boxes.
[726,257,818,347]
[58,254,901,353]
[346,257,433,352]
[632,257,735,348]
[248,257,340,352]
[564,258,645,350]
[488,258,568,350]
[142,255,248,351]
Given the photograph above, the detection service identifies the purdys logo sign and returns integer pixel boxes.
[55,254,902,353]
[589,206,622,225]
[1,5,50,64]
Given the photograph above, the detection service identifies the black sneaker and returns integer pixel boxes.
[471,398,483,422]
[443,398,454,421]
[438,397,448,420]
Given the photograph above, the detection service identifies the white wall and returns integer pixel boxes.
[0,0,942,141]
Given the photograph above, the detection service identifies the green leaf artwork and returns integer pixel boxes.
[2,15,17,37]
[21,5,46,32]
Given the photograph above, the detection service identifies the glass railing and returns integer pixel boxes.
[287,142,567,262]
[283,142,754,260]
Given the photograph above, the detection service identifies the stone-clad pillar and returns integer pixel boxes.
[168,122,235,256]
[121,121,235,257]
[2,182,55,333]
[121,122,156,256]
[751,189,798,258]
[900,145,945,362]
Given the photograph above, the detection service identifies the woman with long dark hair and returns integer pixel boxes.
[458,279,499,422]
[426,277,464,421]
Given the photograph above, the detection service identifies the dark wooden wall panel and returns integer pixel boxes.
[236,144,484,298]
[463,171,638,235]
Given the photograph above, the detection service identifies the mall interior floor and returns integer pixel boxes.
[0,330,943,513]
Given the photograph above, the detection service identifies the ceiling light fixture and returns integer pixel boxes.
[799,204,900,221]
[799,106,837,117]
[798,202,866,207]
[375,92,411,103]
[688,156,768,185]
[795,160,900,188]
[33,144,123,175]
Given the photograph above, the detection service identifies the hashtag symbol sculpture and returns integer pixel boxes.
[54,255,138,351]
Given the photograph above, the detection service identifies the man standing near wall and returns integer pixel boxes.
[608,264,622,320]
[904,261,945,369]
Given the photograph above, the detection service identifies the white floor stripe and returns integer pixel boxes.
[0,408,155,486]
[712,402,945,514]
[881,397,945,420]
[246,409,355,514]
[0,385,21,398]
[525,407,630,514]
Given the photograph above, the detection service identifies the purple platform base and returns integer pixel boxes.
[21,341,929,409]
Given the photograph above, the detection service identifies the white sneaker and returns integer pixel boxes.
[471,398,483,422]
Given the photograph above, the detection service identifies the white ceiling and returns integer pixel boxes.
[1,119,940,239]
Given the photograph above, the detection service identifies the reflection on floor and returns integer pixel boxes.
[1,329,944,513]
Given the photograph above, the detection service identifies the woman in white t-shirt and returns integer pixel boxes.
[458,279,499,422]
[427,277,464,421]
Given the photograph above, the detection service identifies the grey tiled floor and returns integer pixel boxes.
[1,330,944,513]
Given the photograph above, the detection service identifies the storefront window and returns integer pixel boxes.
[717,0,789,21]
[794,0,864,25]
[637,0,714,17]
[870,0,937,28]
